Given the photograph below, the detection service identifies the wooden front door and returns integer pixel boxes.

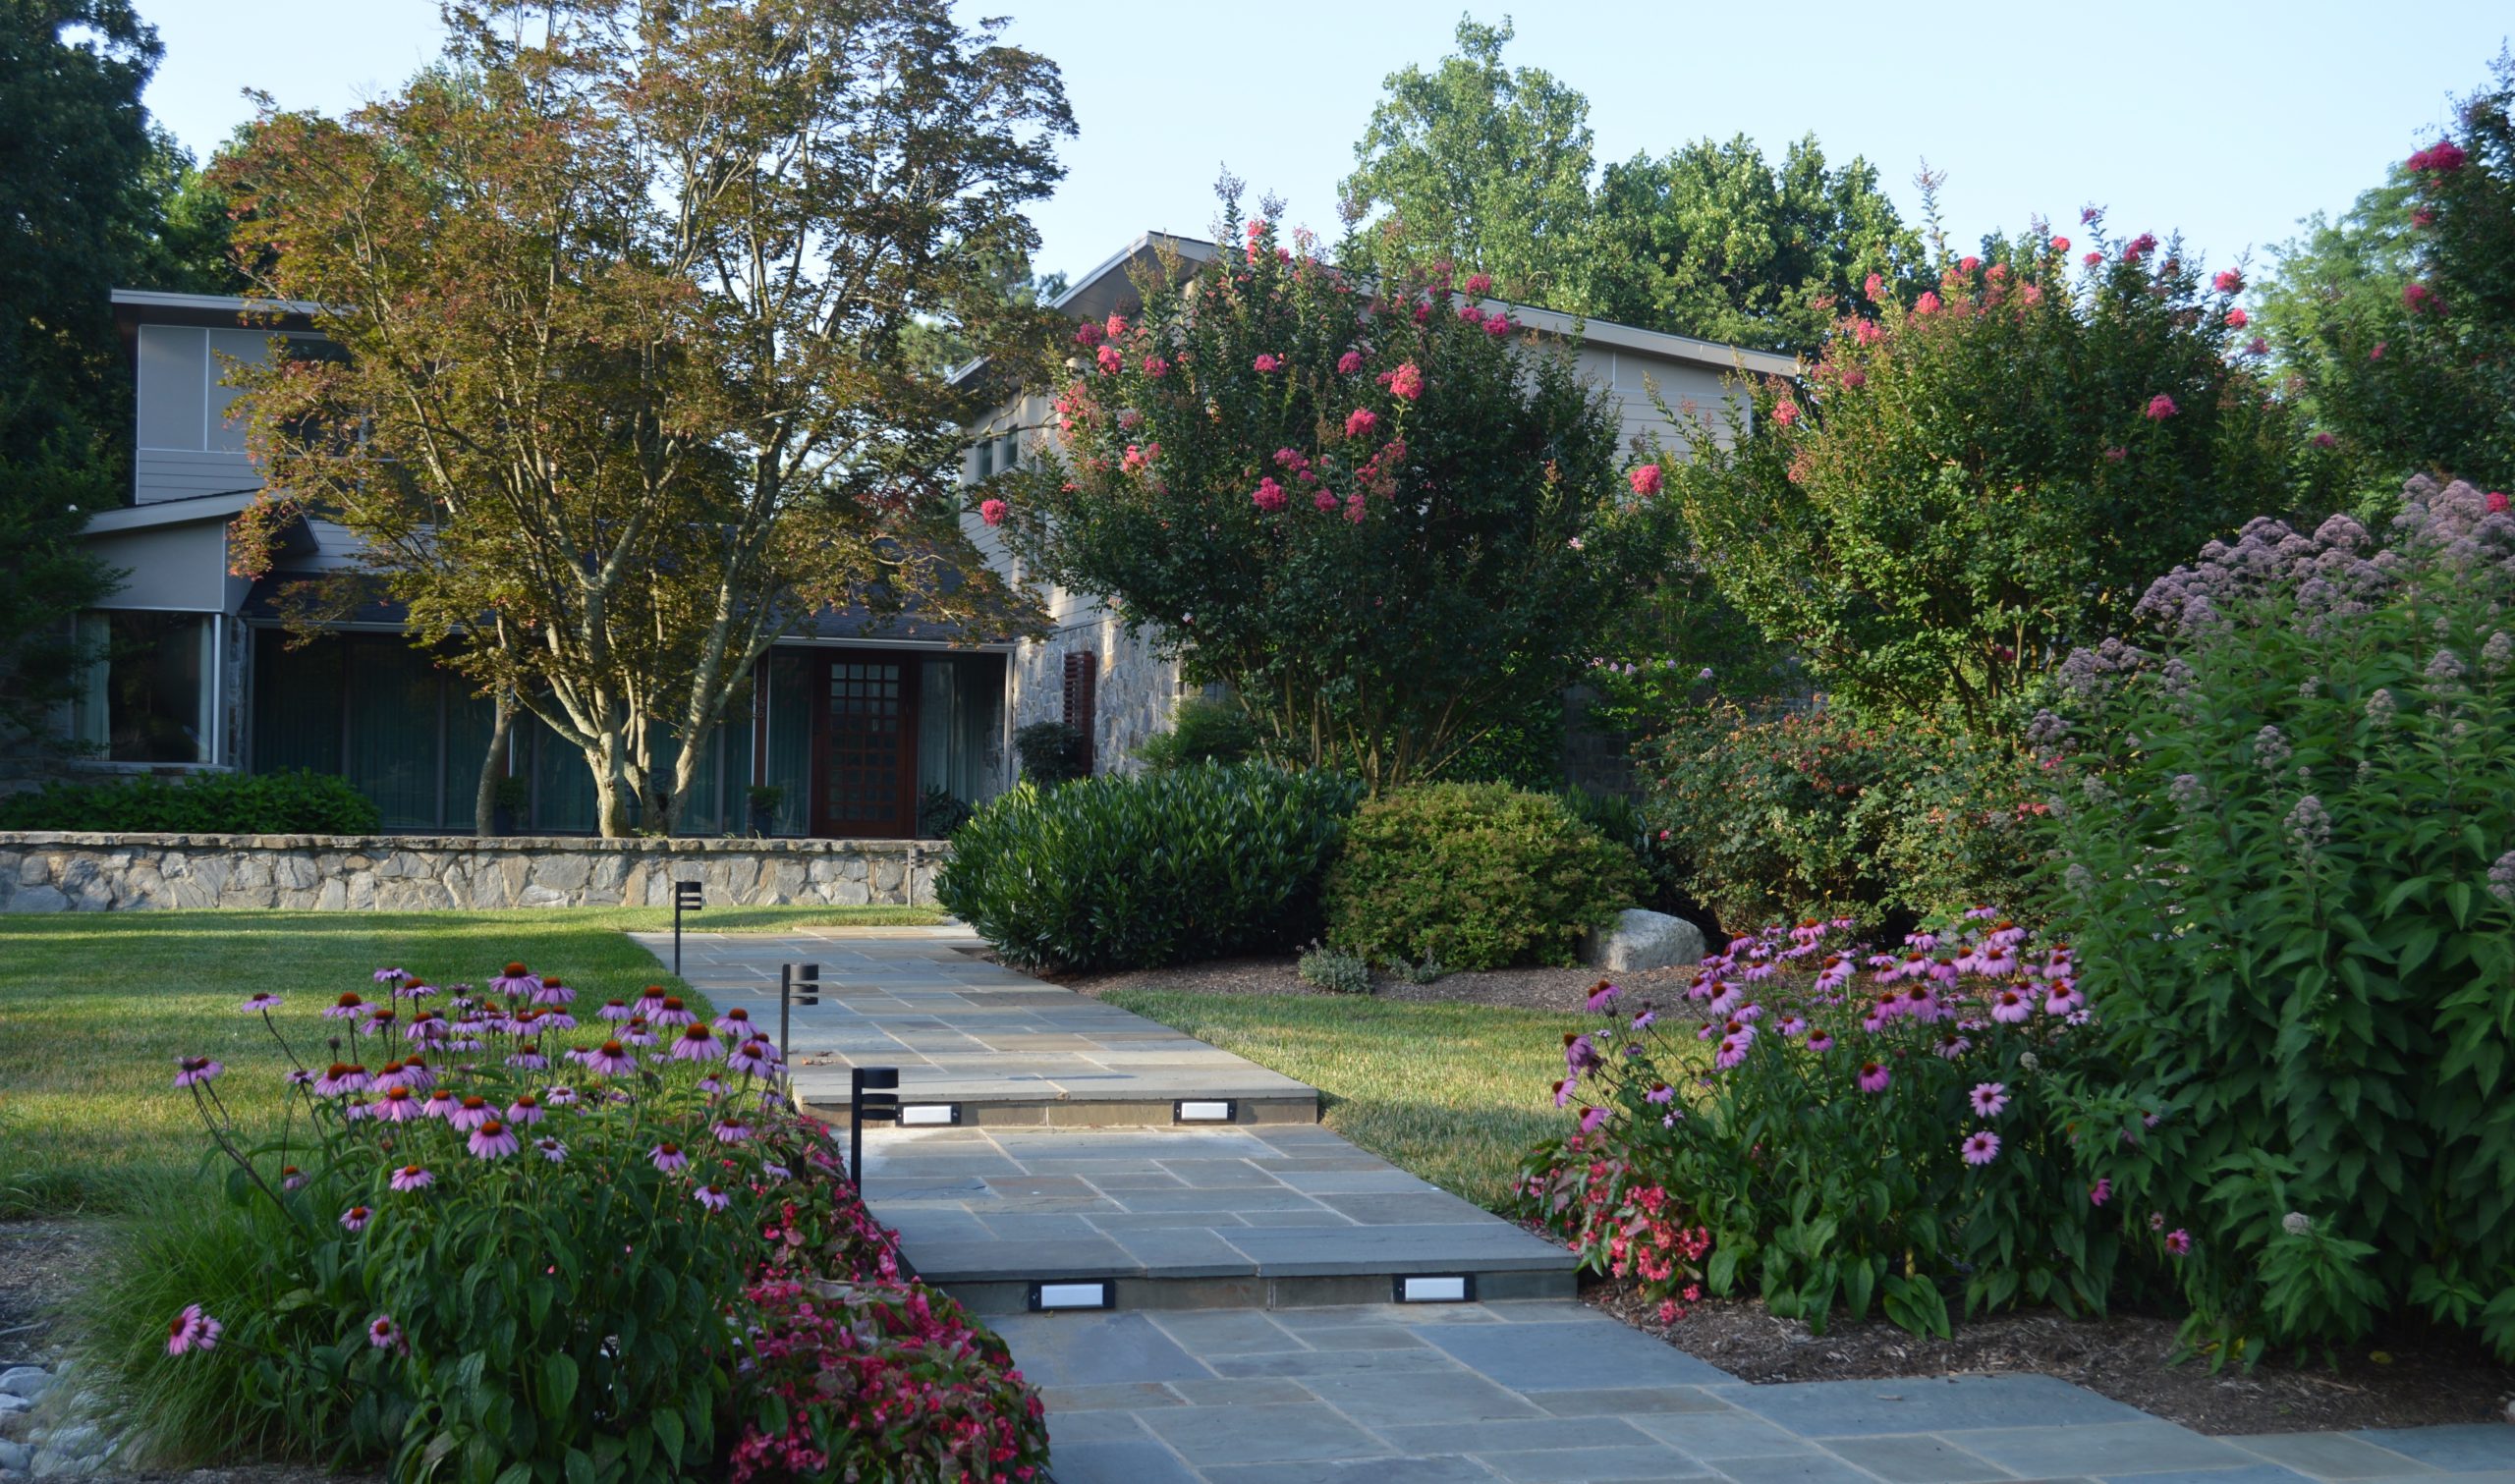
[810,655,920,838]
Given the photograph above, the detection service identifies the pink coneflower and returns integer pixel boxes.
[422,1088,458,1120]
[1970,1082,2009,1117]
[2045,988,2082,1017]
[542,1084,578,1108]
[340,1204,371,1234]
[650,1142,689,1174]
[325,992,364,1020]
[358,1006,398,1038]
[367,1314,404,1350]
[389,1164,434,1192]
[240,991,284,1015]
[1777,1015,1808,1038]
[586,1040,638,1077]
[621,1017,657,1048]
[404,1011,447,1044]
[281,1165,306,1191]
[505,1095,545,1126]
[534,1136,568,1164]
[450,1095,493,1132]
[1808,1031,1836,1053]
[468,1119,521,1160]
[507,1042,548,1071]
[1961,1130,2001,1166]
[490,962,536,996]
[286,1069,317,1088]
[340,1096,372,1122]
[314,1063,369,1097]
[1713,1034,1750,1071]
[1990,988,2032,1024]
[166,1303,223,1356]
[531,975,574,1006]
[395,977,435,1001]
[2150,1212,2167,1231]
[536,1008,578,1031]
[650,997,697,1028]
[710,1118,754,1144]
[670,1024,724,1063]
[2164,1228,2192,1256]
[174,1055,224,1088]
[373,967,408,986]
[695,1183,732,1212]
[375,1084,422,1123]
[1933,1033,1972,1060]
[1858,1062,1891,1094]
[1585,981,1622,1014]
[2089,1178,2112,1206]
[598,998,635,1022]
[726,1040,777,1077]
[399,1057,434,1090]
[714,1007,755,1035]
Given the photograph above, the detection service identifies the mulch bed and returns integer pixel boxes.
[1586,1277,2515,1437]
[1045,950,1700,1012]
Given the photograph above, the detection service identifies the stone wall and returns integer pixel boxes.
[0,832,947,912]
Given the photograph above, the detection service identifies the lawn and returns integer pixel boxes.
[0,905,929,1217]
[1096,989,1599,1212]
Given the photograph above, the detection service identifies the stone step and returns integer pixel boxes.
[861,1125,1579,1316]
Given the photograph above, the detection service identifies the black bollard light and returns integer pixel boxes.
[671,880,702,975]
[850,1066,900,1189]
[778,962,819,1068]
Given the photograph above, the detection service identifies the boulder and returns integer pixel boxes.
[1579,908,1706,973]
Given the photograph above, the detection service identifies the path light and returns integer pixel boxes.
[1173,1099,1236,1124]
[898,1104,960,1127]
[1028,1281,1113,1312]
[848,1065,898,1189]
[778,962,819,1067]
[671,880,702,975]
[1396,1275,1474,1303]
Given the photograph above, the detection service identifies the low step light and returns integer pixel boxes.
[898,1104,960,1127]
[1029,1281,1114,1312]
[1396,1275,1474,1303]
[1174,1099,1237,1124]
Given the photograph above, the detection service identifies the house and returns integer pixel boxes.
[60,242,1791,837]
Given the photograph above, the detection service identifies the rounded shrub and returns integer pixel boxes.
[0,768,382,835]
[935,762,1364,971]
[1323,783,1644,971]
[2046,476,2515,1360]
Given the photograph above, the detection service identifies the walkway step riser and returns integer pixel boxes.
[800,1096,1320,1129]
[935,1270,1577,1316]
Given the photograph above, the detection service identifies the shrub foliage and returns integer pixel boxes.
[936,762,1364,971]
[0,768,382,835]
[1323,783,1642,971]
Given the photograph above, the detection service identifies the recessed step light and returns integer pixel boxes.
[898,1104,960,1127]
[1396,1275,1474,1303]
[1174,1099,1237,1123]
[1029,1281,1113,1311]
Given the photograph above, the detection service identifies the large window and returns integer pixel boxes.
[72,612,215,764]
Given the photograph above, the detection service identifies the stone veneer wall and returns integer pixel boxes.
[0,833,947,912]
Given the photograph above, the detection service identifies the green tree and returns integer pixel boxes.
[1592,135,1928,357]
[1339,15,1599,309]
[997,206,1663,788]
[222,0,1070,836]
[2256,51,2515,493]
[1662,219,2308,730]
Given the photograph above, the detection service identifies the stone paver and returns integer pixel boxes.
[633,928,1316,1122]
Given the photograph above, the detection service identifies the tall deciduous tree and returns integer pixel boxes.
[1339,16,1599,310]
[222,0,1070,836]
[997,207,1662,788]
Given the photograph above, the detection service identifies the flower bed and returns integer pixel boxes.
[93,960,1046,1481]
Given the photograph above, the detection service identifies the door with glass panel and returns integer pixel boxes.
[810,656,920,838]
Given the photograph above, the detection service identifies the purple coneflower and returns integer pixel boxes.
[725,1041,773,1077]
[422,1088,458,1120]
[650,1141,689,1174]
[1961,1130,2001,1166]
[621,1017,657,1048]
[400,1057,434,1090]
[2164,1228,2192,1256]
[389,1164,434,1192]
[507,1042,548,1071]
[358,1006,397,1038]
[504,1095,544,1126]
[174,1055,224,1088]
[287,1069,317,1088]
[1645,1082,1675,1105]
[651,996,698,1028]
[1989,988,2032,1024]
[1858,1062,1891,1094]
[395,977,436,1001]
[1630,1009,1657,1032]
[585,1040,638,1077]
[375,1084,422,1123]
[2044,988,2081,1017]
[715,1007,755,1035]
[340,1204,371,1233]
[314,1063,369,1097]
[2089,1177,2112,1206]
[711,1118,753,1144]
[633,987,667,1018]
[695,1183,732,1212]
[240,991,284,1014]
[405,1011,448,1044]
[373,967,408,985]
[1970,1081,2009,1118]
[534,1136,568,1164]
[449,1095,493,1132]
[341,1097,371,1122]
[468,1119,521,1160]
[280,1165,306,1191]
[531,975,574,1006]
[489,962,536,996]
[761,1161,792,1181]
[670,1024,724,1063]
[542,1084,579,1107]
[699,1076,727,1095]
[166,1303,223,1355]
[1933,1033,1971,1060]
[598,998,635,1022]
[1808,1031,1836,1053]
[1585,981,1621,1014]
[367,1314,404,1350]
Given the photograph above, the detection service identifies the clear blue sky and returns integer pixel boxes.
[137,0,2509,289]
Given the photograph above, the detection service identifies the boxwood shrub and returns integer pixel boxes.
[0,768,382,835]
[935,761,1364,971]
[1323,782,1644,971]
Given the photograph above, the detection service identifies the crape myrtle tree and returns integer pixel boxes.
[1657,211,2311,731]
[994,202,1663,789]
[221,0,1070,836]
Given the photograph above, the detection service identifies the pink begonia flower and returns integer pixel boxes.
[1337,350,1366,374]
[978,499,1006,526]
[1464,273,1492,294]
[1629,465,1663,497]
[1252,477,1288,512]
[2224,307,2249,328]
[1094,345,1121,375]
[1771,401,1800,427]
[1142,355,1168,377]
[1253,354,1281,372]
[1388,362,1424,402]
[1914,292,1941,316]
[2050,236,2070,252]
[2146,394,2179,420]
[1347,408,1379,438]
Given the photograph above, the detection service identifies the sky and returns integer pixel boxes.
[136,0,2511,291]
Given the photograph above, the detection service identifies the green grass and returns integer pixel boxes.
[1098,989,1594,1212]
[0,907,916,1216]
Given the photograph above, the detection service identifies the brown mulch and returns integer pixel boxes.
[1587,1278,2515,1437]
[1043,950,1703,1012]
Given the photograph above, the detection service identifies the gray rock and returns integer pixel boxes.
[0,886,65,914]
[1579,908,1706,973]
[0,1438,27,1471]
[0,1371,47,1403]
[0,1396,26,1415]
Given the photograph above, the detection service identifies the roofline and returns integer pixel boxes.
[1043,232,1215,315]
[81,489,259,533]
[112,288,326,317]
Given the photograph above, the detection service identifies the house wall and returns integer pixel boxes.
[0,831,945,911]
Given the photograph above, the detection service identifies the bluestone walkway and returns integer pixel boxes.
[633,928,2515,1484]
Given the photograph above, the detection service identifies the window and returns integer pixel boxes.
[72,612,216,763]
[136,325,334,453]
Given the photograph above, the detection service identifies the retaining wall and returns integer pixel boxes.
[0,833,946,912]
